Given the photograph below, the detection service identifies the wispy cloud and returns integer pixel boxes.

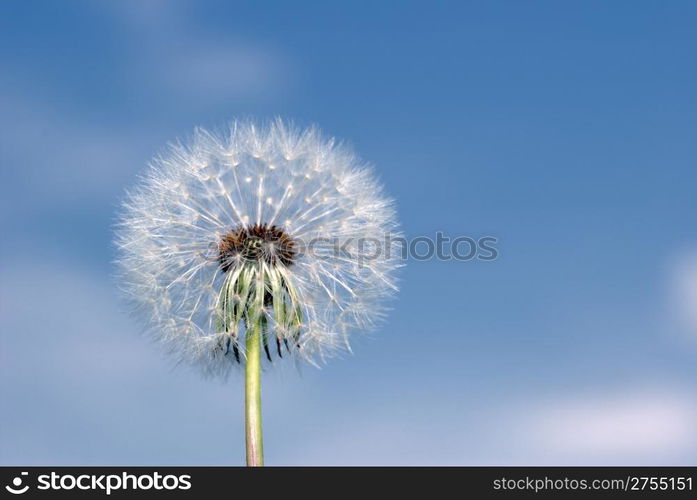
[155,42,291,99]
[523,389,697,464]
[0,87,150,210]
[670,251,697,335]
[269,386,697,465]
[104,0,295,102]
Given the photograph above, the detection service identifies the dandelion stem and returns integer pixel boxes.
[245,317,264,466]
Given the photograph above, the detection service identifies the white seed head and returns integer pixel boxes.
[115,119,401,378]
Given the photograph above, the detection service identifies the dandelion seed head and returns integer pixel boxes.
[115,119,400,378]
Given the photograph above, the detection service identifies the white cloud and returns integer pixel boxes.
[0,87,150,210]
[671,251,697,334]
[105,1,294,101]
[104,0,185,29]
[157,42,291,98]
[268,387,697,465]
[520,389,697,464]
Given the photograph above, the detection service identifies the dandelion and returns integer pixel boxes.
[115,119,400,465]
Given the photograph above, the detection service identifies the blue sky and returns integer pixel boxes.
[1,1,696,465]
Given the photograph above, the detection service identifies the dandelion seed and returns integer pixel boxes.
[114,119,401,466]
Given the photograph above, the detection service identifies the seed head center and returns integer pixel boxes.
[218,223,296,272]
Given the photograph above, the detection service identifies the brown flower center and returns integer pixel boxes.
[218,223,297,272]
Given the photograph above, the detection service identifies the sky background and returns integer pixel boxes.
[1,0,696,465]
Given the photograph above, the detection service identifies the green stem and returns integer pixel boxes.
[245,317,264,466]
